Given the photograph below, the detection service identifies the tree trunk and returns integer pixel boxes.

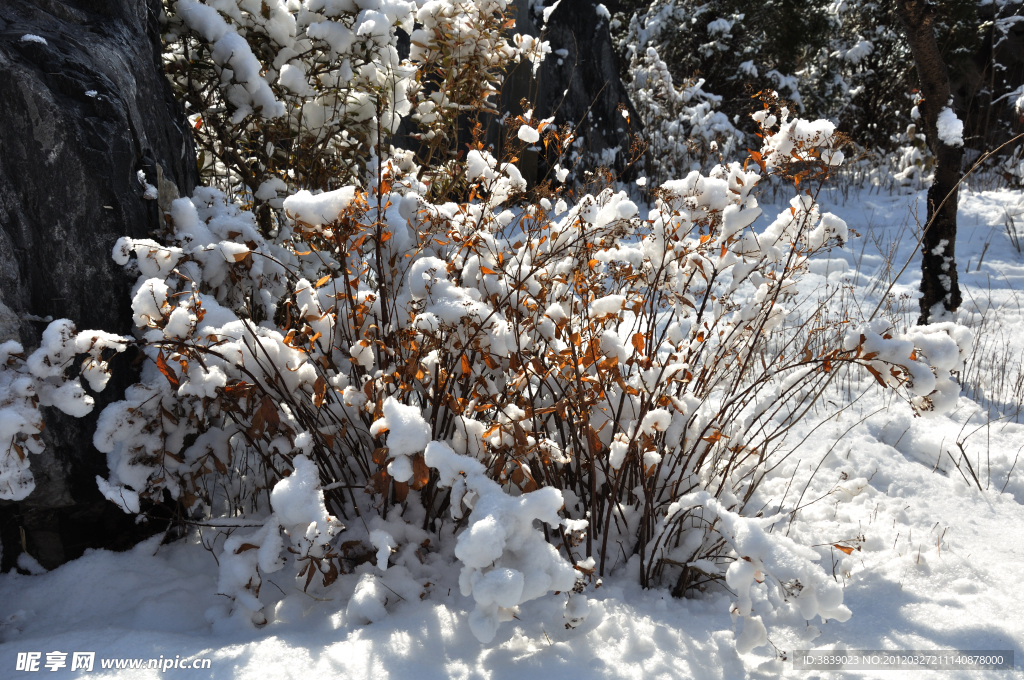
[896,0,965,324]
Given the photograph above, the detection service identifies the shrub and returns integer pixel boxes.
[2,0,973,649]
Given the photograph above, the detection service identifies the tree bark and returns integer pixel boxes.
[896,0,965,324]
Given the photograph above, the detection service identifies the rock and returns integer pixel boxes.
[504,0,641,180]
[0,0,197,570]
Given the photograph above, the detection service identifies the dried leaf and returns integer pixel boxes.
[156,350,179,389]
[313,375,329,408]
[322,559,339,587]
[410,454,430,490]
[631,332,645,354]
[864,363,888,387]
[369,469,390,496]
[304,561,317,591]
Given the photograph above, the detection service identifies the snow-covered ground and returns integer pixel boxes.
[3,185,1024,679]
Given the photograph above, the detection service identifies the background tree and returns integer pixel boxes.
[896,0,965,323]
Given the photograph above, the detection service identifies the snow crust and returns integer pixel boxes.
[4,188,1024,677]
[936,107,964,147]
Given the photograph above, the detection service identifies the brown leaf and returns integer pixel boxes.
[369,469,390,496]
[322,559,339,587]
[258,395,280,431]
[833,544,855,555]
[864,363,888,388]
[410,454,430,490]
[702,430,724,443]
[304,561,317,591]
[313,375,329,408]
[631,333,645,355]
[156,350,179,389]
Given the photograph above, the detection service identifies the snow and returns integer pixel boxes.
[370,397,431,482]
[270,455,332,537]
[5,64,1024,677]
[283,187,356,227]
[518,125,540,144]
[590,294,625,317]
[937,107,965,147]
[19,34,46,45]
[175,0,285,123]
[254,177,287,201]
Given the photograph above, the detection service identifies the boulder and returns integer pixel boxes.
[0,0,197,570]
[499,0,641,181]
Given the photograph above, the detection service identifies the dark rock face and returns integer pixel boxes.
[0,0,197,570]
[503,0,640,179]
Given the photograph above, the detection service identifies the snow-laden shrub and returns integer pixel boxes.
[616,0,822,127]
[162,0,540,204]
[52,91,969,646]
[0,325,127,501]
[615,0,1021,181]
[13,3,975,651]
[624,44,741,185]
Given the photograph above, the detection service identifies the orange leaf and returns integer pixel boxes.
[410,454,430,490]
[313,376,329,408]
[315,276,331,288]
[631,332,645,354]
[833,544,855,555]
[480,266,497,275]
[461,355,471,376]
[156,350,179,389]
[864,363,888,387]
